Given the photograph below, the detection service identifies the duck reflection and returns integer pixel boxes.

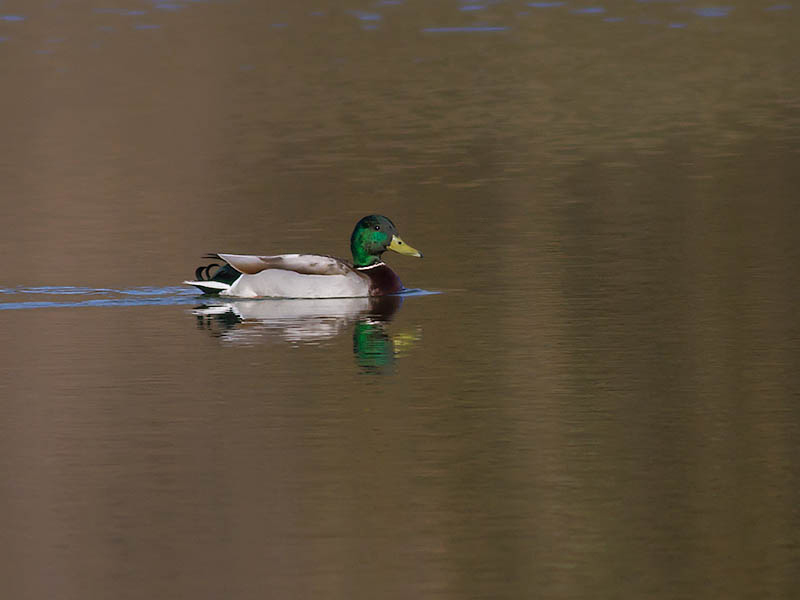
[192,295,420,373]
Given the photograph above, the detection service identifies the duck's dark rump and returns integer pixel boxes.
[192,259,241,294]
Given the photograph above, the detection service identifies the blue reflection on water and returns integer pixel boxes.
[2,15,26,21]
[603,16,625,22]
[133,24,163,29]
[668,22,687,27]
[527,2,565,6]
[398,289,440,297]
[422,26,509,32]
[572,7,605,13]
[0,287,197,310]
[765,4,792,10]
[348,10,382,21]
[0,36,8,42]
[460,4,487,10]
[693,6,732,17]
[2,287,96,295]
[0,287,438,311]
[92,8,146,15]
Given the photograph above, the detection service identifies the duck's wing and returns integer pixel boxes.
[215,253,354,276]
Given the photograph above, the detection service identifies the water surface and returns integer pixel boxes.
[1,1,799,599]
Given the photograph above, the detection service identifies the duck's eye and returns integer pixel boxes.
[374,225,380,231]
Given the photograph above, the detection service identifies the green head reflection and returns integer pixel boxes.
[353,295,421,375]
[353,320,395,373]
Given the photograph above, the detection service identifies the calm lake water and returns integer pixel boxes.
[1,1,799,598]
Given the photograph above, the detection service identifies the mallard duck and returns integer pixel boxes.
[184,215,423,298]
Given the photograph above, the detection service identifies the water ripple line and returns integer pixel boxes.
[0,286,438,310]
[0,286,198,310]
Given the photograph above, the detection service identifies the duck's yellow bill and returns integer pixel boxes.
[389,235,423,258]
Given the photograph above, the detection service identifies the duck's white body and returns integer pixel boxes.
[184,253,394,299]
[222,267,370,299]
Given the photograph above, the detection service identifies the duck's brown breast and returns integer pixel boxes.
[361,264,404,296]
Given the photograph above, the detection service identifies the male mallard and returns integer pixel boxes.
[184,215,422,298]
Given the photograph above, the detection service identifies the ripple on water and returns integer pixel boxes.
[94,8,148,15]
[693,6,732,17]
[0,287,197,310]
[0,287,438,310]
[571,7,607,14]
[348,11,382,21]
[398,289,440,297]
[421,26,510,32]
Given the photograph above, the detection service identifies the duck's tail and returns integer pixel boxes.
[184,255,241,295]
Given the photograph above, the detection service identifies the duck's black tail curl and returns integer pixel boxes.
[184,256,241,295]
[194,260,241,286]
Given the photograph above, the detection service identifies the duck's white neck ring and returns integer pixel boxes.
[355,262,386,271]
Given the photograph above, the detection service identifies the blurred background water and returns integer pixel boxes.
[1,1,799,599]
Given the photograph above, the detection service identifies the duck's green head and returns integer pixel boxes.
[350,215,423,268]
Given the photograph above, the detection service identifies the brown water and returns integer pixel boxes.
[2,1,799,598]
